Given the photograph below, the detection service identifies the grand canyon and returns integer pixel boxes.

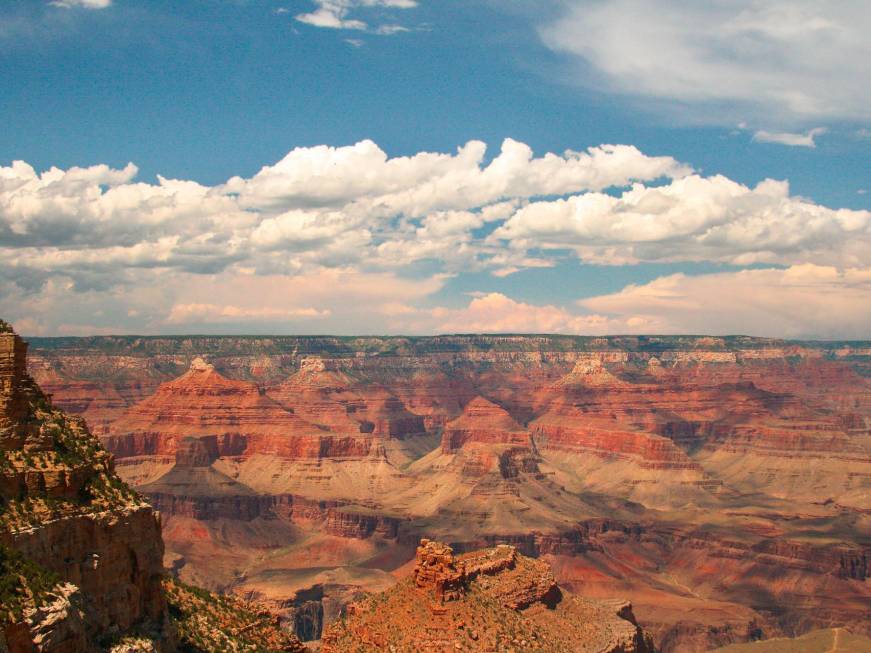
[6,2,871,651]
[10,331,869,651]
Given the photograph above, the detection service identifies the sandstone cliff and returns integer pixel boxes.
[1,322,170,651]
[1,323,308,653]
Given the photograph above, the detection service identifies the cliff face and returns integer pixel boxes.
[0,323,170,652]
[24,333,871,652]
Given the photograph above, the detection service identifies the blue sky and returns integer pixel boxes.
[1,0,870,338]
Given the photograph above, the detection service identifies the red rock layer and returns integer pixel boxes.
[322,539,655,653]
[441,396,531,453]
[105,358,375,462]
[23,336,871,651]
[267,358,426,439]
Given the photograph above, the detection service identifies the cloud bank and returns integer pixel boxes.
[2,138,869,338]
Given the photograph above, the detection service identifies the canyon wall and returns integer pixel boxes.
[1,323,170,652]
[25,333,871,651]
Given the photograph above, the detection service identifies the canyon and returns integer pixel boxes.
[0,322,306,652]
[25,334,871,651]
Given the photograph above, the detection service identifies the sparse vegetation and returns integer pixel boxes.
[0,543,61,624]
[0,378,144,530]
[164,577,306,653]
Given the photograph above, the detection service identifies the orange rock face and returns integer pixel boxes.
[267,358,427,439]
[322,539,654,653]
[441,396,531,453]
[104,358,380,469]
[413,539,467,602]
[1,326,170,651]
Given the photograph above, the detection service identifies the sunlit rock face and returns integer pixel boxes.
[1,323,169,651]
[321,538,655,653]
[26,334,871,651]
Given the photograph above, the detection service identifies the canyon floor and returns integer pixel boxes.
[27,334,871,652]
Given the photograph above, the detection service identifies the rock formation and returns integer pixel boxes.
[322,539,655,652]
[412,539,467,602]
[25,333,871,652]
[162,577,305,653]
[0,321,170,651]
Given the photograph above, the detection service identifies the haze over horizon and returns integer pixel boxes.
[2,1,870,339]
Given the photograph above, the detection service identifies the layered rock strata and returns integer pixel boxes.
[25,333,871,651]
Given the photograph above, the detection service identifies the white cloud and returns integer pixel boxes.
[753,127,827,147]
[49,0,111,8]
[540,1,871,123]
[578,264,871,339]
[166,303,330,324]
[2,137,870,337]
[494,174,871,268]
[3,268,446,335]
[386,266,871,338]
[295,0,416,34]
[0,138,685,295]
[227,139,687,215]
[430,293,617,334]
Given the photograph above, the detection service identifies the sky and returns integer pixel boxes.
[1,0,870,339]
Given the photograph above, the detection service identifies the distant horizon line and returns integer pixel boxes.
[20,332,871,345]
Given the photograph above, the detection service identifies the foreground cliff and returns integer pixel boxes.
[0,321,170,651]
[322,539,655,652]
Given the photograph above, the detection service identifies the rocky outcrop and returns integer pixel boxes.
[0,324,171,651]
[104,358,340,460]
[441,397,531,453]
[268,360,427,440]
[322,539,655,652]
[412,539,467,602]
[2,583,88,653]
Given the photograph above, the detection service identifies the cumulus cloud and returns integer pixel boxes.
[295,0,416,34]
[494,175,871,267]
[226,139,686,215]
[540,1,871,123]
[2,137,869,337]
[753,127,827,147]
[0,137,686,295]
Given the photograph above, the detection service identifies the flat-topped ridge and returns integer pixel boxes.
[26,333,871,357]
